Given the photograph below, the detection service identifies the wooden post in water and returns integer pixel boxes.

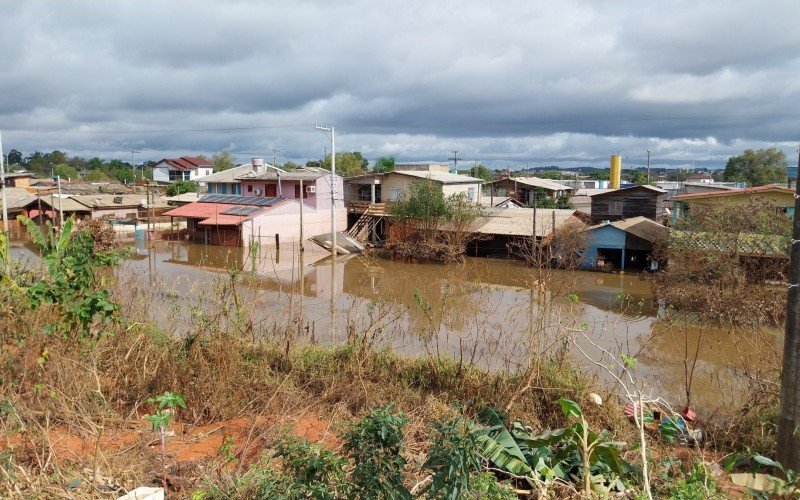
[778,145,800,470]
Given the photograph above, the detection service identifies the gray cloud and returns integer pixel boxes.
[1,0,798,169]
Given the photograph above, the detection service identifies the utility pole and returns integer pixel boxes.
[646,149,651,184]
[315,125,336,256]
[273,148,282,197]
[448,150,460,174]
[0,130,8,235]
[56,175,64,228]
[299,178,305,252]
[778,144,800,470]
[131,150,140,179]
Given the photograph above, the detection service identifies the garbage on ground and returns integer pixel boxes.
[117,487,164,500]
[622,398,703,446]
[730,472,780,492]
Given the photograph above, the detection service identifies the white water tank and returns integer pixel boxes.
[252,158,264,174]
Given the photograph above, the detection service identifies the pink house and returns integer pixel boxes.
[163,162,347,247]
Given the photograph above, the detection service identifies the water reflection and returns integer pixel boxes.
[8,238,782,414]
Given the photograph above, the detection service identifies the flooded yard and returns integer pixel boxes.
[9,237,782,415]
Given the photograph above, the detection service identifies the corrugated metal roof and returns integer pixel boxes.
[39,196,92,212]
[70,194,169,209]
[590,185,666,197]
[468,207,580,237]
[671,185,793,202]
[391,170,483,184]
[487,177,574,191]
[238,166,328,181]
[194,164,253,183]
[0,187,38,211]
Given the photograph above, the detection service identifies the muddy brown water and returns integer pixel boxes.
[9,238,782,416]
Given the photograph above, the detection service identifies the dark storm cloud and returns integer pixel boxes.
[0,0,798,168]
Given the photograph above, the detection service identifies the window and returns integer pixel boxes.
[219,184,227,194]
[467,187,476,201]
[247,184,253,193]
[609,201,623,215]
[233,184,241,195]
[207,184,215,194]
[389,188,403,201]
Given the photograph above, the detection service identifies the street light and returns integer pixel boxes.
[315,124,336,256]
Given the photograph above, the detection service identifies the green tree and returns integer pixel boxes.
[165,180,197,197]
[320,152,368,177]
[537,169,563,180]
[282,161,300,170]
[83,169,112,181]
[53,164,79,180]
[211,151,235,172]
[629,169,648,185]
[7,149,23,166]
[468,164,492,181]
[86,157,105,170]
[723,148,787,186]
[373,155,395,173]
[589,170,610,180]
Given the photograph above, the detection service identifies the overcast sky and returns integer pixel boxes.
[1,0,799,170]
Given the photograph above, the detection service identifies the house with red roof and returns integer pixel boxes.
[152,156,214,183]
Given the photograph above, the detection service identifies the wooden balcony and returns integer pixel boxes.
[347,201,389,216]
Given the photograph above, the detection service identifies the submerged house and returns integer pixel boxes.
[590,185,666,223]
[163,164,346,247]
[582,216,669,271]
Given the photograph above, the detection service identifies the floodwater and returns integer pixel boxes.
[8,237,783,416]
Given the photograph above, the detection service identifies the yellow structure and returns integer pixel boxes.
[609,154,622,189]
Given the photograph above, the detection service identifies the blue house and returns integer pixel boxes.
[582,216,668,271]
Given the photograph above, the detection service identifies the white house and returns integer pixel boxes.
[152,157,214,183]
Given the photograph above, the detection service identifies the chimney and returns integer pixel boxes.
[252,158,264,174]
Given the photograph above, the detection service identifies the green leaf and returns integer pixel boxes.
[67,478,83,490]
[475,407,533,478]
[557,398,583,419]
[17,215,48,251]
[753,454,781,469]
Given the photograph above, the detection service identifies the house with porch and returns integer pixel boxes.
[482,177,573,206]
[163,163,346,247]
[152,157,213,183]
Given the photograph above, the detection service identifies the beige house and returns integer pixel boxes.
[344,170,484,206]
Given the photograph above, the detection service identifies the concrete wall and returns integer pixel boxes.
[442,182,482,203]
[153,165,170,183]
[241,200,348,244]
[240,176,344,211]
[381,173,482,204]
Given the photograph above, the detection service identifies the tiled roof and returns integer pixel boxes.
[587,216,669,243]
[671,185,793,202]
[158,156,212,171]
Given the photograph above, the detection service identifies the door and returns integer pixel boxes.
[265,184,277,197]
